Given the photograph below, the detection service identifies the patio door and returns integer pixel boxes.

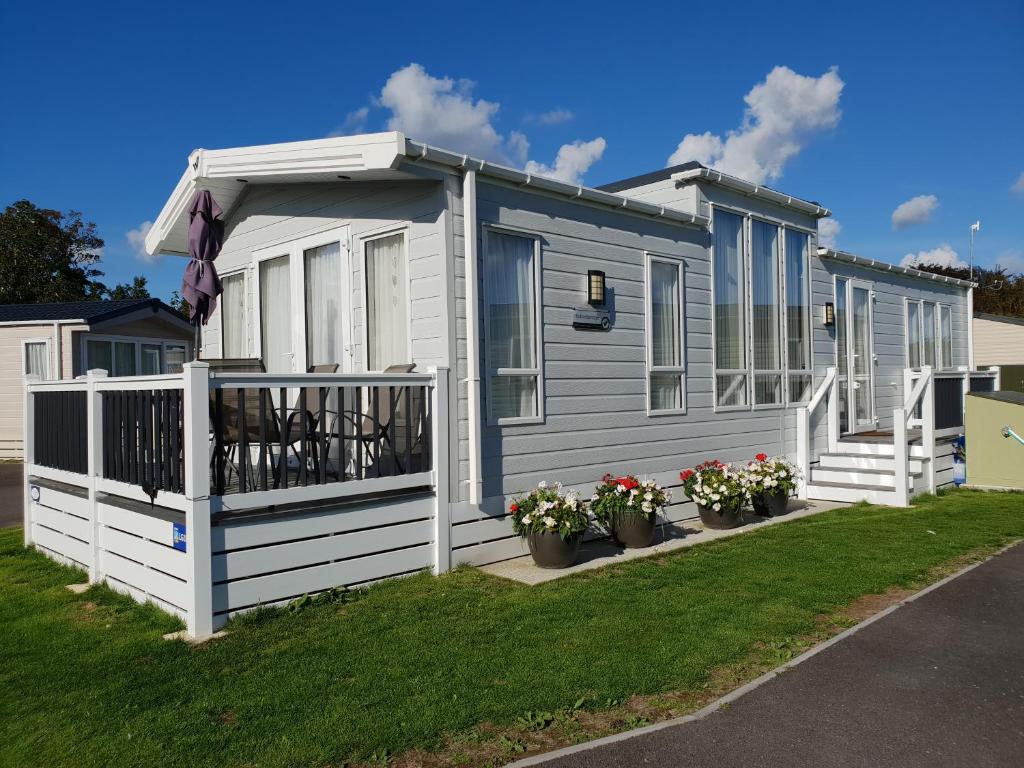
[835,278,876,434]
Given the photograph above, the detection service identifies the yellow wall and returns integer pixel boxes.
[965,393,1024,490]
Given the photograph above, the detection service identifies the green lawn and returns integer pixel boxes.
[1,490,1022,768]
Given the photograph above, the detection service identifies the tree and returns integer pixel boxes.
[913,263,1024,318]
[0,199,153,305]
[106,276,151,300]
[0,200,106,303]
[168,290,192,318]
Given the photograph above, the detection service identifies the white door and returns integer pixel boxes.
[836,278,876,434]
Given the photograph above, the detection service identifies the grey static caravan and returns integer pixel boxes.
[22,132,997,637]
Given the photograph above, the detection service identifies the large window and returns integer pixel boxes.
[752,220,782,405]
[23,340,50,379]
[305,241,344,368]
[221,271,247,358]
[364,232,409,371]
[647,255,685,412]
[713,210,747,407]
[259,255,292,373]
[84,337,189,376]
[483,229,541,422]
[906,299,948,369]
[785,229,812,402]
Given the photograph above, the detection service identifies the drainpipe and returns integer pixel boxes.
[52,321,62,380]
[462,168,483,505]
[967,287,975,370]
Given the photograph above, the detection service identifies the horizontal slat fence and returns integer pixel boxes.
[101,389,186,494]
[33,390,88,474]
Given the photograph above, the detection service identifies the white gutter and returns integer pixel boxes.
[672,167,831,219]
[407,141,709,230]
[818,248,977,289]
[462,168,484,505]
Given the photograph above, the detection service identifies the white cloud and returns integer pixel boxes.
[525,108,574,126]
[329,106,369,137]
[1012,172,1024,194]
[126,221,155,262]
[995,249,1024,275]
[525,138,607,185]
[667,66,844,184]
[891,194,939,229]
[900,243,968,270]
[818,218,841,249]
[507,130,530,166]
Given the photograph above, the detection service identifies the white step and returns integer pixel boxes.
[804,482,903,505]
[817,453,925,474]
[810,467,918,490]
[837,441,927,458]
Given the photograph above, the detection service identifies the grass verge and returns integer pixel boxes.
[1,490,1021,767]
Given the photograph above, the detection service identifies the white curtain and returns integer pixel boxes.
[24,342,49,379]
[221,272,247,358]
[907,302,921,368]
[260,255,293,373]
[785,229,810,372]
[752,221,781,405]
[305,242,344,368]
[485,231,537,419]
[365,233,409,371]
[650,259,681,410]
[713,210,747,406]
[940,306,953,368]
[922,302,936,367]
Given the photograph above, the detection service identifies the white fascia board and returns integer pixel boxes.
[817,248,976,289]
[672,167,831,219]
[404,140,709,230]
[144,133,407,257]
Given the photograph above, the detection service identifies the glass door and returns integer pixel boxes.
[835,279,876,434]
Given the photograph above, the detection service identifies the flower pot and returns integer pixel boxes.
[697,503,743,530]
[752,490,790,517]
[527,530,582,569]
[611,514,657,548]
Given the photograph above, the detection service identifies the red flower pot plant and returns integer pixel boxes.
[744,453,799,517]
[591,474,670,549]
[679,459,751,530]
[510,481,590,569]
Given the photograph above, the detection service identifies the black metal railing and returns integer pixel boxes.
[934,376,965,430]
[101,389,185,495]
[33,390,88,474]
[208,381,432,496]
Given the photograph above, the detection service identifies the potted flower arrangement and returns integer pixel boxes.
[745,453,798,517]
[591,474,670,548]
[679,460,750,530]
[510,481,590,568]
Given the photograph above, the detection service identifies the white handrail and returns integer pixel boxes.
[903,365,931,416]
[807,367,837,414]
[208,372,435,388]
[797,367,838,499]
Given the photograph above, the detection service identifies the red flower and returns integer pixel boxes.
[602,473,613,483]
[755,453,768,462]
[510,503,519,513]
[680,469,694,482]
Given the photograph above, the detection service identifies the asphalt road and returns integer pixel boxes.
[0,463,22,528]
[533,543,1024,768]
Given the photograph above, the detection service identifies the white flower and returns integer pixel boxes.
[544,516,556,527]
[719,484,727,493]
[591,494,599,502]
[642,501,653,513]
[538,480,548,488]
[521,516,531,524]
[616,484,626,494]
[644,492,653,501]
[713,502,722,511]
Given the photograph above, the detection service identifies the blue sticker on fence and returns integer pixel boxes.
[172,523,187,552]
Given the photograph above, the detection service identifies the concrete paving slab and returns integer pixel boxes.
[483,499,851,585]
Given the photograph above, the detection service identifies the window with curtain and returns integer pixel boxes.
[484,229,540,421]
[141,344,162,375]
[648,256,685,412]
[23,341,49,379]
[834,278,850,433]
[221,272,247,358]
[939,305,953,369]
[305,241,344,368]
[713,210,747,407]
[365,233,409,371]
[906,300,922,368]
[784,229,812,402]
[260,255,293,373]
[751,220,782,405]
[921,301,937,367]
[165,344,187,374]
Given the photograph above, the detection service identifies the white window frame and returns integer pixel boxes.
[251,224,353,374]
[217,267,249,359]
[710,203,817,412]
[22,337,52,380]
[645,252,687,416]
[481,223,545,426]
[79,334,191,377]
[359,225,412,373]
[904,298,943,370]
[782,226,814,404]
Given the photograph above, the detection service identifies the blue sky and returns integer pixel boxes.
[1,0,1022,302]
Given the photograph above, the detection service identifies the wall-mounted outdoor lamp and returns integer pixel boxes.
[588,270,606,306]
[823,301,835,327]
